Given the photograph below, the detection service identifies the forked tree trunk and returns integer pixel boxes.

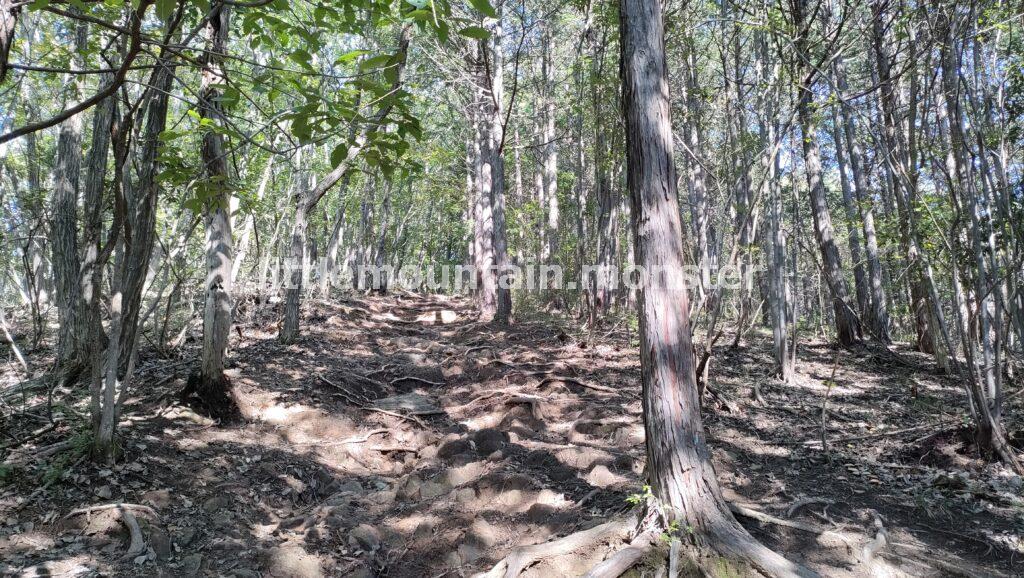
[618,0,815,574]
[829,108,869,318]
[833,55,889,342]
[94,45,176,462]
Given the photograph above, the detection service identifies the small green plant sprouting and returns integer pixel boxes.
[626,484,654,505]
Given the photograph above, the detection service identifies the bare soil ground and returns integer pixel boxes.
[1,293,1022,577]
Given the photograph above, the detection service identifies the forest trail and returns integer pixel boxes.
[1,294,1020,577]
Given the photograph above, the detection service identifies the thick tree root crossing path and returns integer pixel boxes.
[1,295,1019,577]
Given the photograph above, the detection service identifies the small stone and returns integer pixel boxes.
[202,495,230,513]
[414,520,435,539]
[458,542,483,563]
[176,527,197,547]
[487,450,503,462]
[446,461,485,486]
[420,480,451,499]
[277,516,306,531]
[586,465,621,488]
[437,438,473,460]
[348,524,381,552]
[264,545,323,578]
[141,489,172,509]
[470,519,498,547]
[150,528,172,560]
[396,475,422,501]
[472,429,509,455]
[180,553,203,577]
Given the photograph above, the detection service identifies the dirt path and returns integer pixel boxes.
[1,294,1020,577]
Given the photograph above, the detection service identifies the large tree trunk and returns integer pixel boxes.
[50,17,88,373]
[188,1,237,419]
[618,0,814,574]
[472,40,497,320]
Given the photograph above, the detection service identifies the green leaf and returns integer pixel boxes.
[467,0,497,18]
[155,0,175,20]
[330,143,350,167]
[458,26,490,39]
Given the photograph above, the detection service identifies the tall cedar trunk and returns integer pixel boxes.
[756,30,791,382]
[591,30,615,318]
[473,39,497,320]
[541,22,558,263]
[191,1,236,417]
[833,55,889,342]
[490,5,512,324]
[793,0,860,346]
[51,17,87,372]
[618,0,814,573]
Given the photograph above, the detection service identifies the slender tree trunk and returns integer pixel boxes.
[281,148,309,343]
[792,0,860,346]
[233,153,274,284]
[541,22,559,263]
[472,39,497,320]
[95,43,176,462]
[187,1,237,418]
[756,30,791,382]
[490,6,512,324]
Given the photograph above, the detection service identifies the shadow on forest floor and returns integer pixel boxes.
[1,293,1021,576]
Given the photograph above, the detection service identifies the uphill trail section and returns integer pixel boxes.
[1,293,1020,577]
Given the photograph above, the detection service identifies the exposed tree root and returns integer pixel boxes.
[65,503,156,557]
[475,518,632,578]
[581,531,655,578]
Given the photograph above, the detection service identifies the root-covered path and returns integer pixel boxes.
[1,294,1019,577]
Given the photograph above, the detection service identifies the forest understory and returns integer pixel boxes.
[1,293,1021,578]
